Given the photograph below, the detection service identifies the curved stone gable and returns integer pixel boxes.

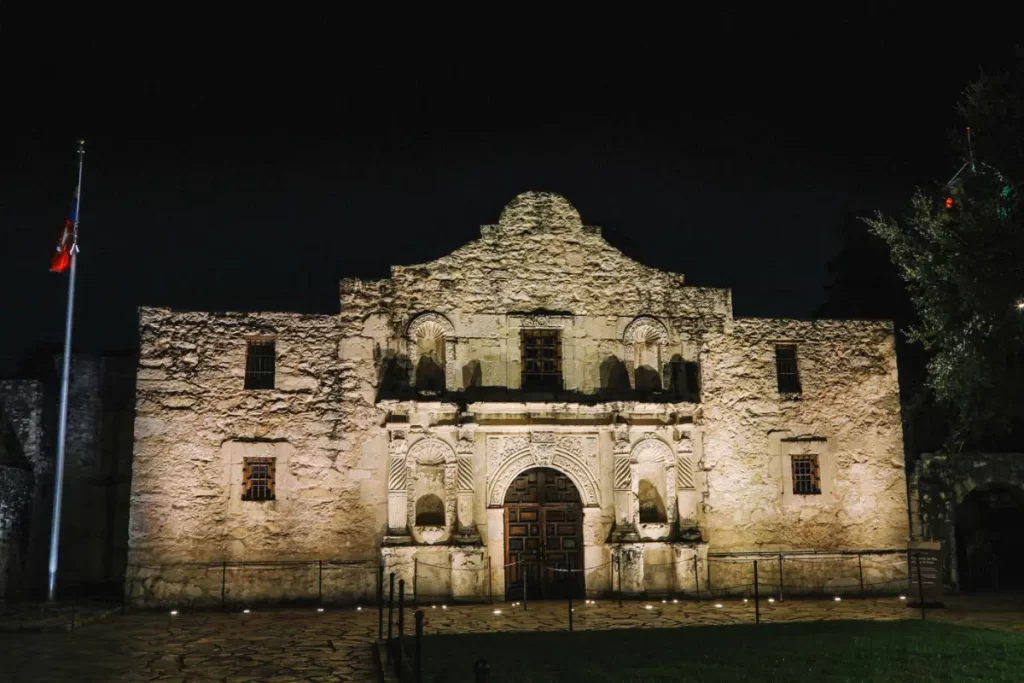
[381,193,730,319]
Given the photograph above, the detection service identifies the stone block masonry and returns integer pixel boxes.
[128,192,909,604]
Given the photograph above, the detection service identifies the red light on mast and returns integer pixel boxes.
[945,197,954,209]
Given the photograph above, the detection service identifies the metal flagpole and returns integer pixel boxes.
[48,140,85,602]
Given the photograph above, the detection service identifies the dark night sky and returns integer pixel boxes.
[2,9,1018,375]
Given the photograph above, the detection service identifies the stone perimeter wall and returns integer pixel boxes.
[127,192,909,604]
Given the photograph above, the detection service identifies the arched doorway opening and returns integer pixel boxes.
[504,467,584,599]
[955,483,1024,591]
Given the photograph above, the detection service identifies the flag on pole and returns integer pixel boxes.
[50,188,79,273]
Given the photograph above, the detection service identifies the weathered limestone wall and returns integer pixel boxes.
[128,308,387,604]
[700,319,908,551]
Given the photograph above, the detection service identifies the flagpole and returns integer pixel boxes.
[48,140,85,602]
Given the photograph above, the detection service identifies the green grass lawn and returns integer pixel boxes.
[420,620,1024,682]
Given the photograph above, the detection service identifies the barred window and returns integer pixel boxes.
[242,457,276,501]
[775,345,802,394]
[791,454,821,495]
[521,329,562,391]
[245,339,275,390]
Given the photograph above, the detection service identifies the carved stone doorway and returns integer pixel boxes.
[503,467,584,599]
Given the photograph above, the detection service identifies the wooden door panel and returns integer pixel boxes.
[504,467,584,599]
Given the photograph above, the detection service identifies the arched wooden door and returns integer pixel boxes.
[504,467,584,599]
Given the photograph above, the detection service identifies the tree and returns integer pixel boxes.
[865,56,1024,450]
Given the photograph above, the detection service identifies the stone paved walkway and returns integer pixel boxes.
[4,595,1021,682]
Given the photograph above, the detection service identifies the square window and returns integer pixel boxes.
[245,339,276,390]
[791,454,821,495]
[242,457,276,501]
[775,345,802,394]
[521,329,562,391]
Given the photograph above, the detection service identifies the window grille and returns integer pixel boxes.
[521,329,562,391]
[791,454,821,495]
[242,457,276,501]
[775,345,802,394]
[245,339,276,390]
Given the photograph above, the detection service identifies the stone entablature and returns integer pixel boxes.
[127,192,909,604]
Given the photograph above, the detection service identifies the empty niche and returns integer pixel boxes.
[415,493,445,526]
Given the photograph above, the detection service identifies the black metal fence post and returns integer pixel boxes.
[413,559,418,608]
[378,565,384,641]
[753,560,760,625]
[221,560,227,609]
[915,552,926,621]
[693,553,699,596]
[387,572,395,664]
[778,555,784,602]
[474,659,490,683]
[415,609,424,683]
[523,563,528,610]
[617,553,623,607]
[397,579,406,675]
[488,556,493,604]
[399,579,406,637]
[858,553,864,597]
[567,557,574,633]
[318,560,323,605]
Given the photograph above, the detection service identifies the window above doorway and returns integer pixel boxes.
[521,329,562,392]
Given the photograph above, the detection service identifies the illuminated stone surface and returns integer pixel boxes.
[128,192,908,604]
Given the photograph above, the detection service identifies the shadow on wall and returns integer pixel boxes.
[462,360,482,389]
[415,356,445,394]
[638,479,668,523]
[600,356,631,392]
[635,366,662,393]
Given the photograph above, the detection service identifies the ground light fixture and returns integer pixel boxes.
[645,605,653,610]
[243,609,250,614]
[672,599,678,604]
[834,596,842,602]
[317,608,324,613]
[768,598,775,603]
[442,605,447,610]
[170,610,178,616]
[714,603,723,608]
[493,609,502,615]
[356,606,362,611]
[743,598,748,603]
[899,595,907,601]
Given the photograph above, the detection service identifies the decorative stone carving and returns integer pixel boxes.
[486,434,600,507]
[406,312,456,391]
[677,453,695,490]
[510,313,572,328]
[630,433,673,464]
[629,434,678,527]
[613,456,631,490]
[457,456,474,492]
[612,423,631,455]
[455,427,476,455]
[409,437,456,466]
[622,316,669,362]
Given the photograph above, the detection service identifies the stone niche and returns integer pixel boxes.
[612,430,699,542]
[386,434,458,545]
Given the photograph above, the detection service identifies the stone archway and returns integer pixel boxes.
[955,483,1024,591]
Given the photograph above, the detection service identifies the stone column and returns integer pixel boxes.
[455,427,478,541]
[485,507,505,599]
[445,339,458,391]
[386,434,410,539]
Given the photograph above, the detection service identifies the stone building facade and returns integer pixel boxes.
[127,192,909,604]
